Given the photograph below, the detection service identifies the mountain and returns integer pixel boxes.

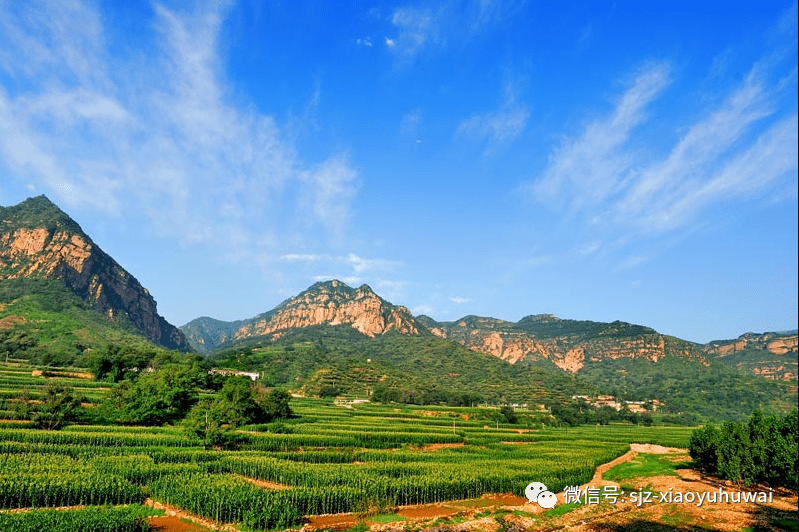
[207,324,576,407]
[418,313,707,373]
[182,280,424,353]
[179,316,245,355]
[703,331,798,381]
[186,279,796,420]
[0,195,190,351]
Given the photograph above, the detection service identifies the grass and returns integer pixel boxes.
[367,513,406,523]
[775,518,799,532]
[544,502,581,517]
[604,452,691,482]
[659,507,696,527]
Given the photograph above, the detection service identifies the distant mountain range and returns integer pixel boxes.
[180,279,797,383]
[1,195,796,420]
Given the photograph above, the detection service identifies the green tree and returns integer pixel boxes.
[182,399,247,450]
[115,365,199,425]
[689,424,720,474]
[256,387,293,420]
[213,377,267,427]
[15,382,80,430]
[500,405,518,424]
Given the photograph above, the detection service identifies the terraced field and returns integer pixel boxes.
[0,360,695,531]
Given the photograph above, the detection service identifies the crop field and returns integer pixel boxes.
[0,361,695,531]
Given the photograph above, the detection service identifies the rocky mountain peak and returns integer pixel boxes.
[1,196,191,351]
[229,279,423,343]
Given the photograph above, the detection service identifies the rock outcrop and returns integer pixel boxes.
[182,280,424,352]
[235,280,422,341]
[418,314,706,373]
[703,332,798,381]
[0,196,191,351]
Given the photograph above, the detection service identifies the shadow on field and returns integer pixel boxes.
[588,521,716,531]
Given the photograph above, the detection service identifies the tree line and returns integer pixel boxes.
[689,409,798,490]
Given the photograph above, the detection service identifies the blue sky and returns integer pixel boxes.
[1,0,796,343]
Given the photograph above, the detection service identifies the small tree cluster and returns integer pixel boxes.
[689,409,798,490]
[182,378,293,449]
[13,382,80,430]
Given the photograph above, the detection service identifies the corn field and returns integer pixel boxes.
[0,361,694,531]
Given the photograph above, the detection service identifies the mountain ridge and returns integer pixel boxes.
[182,279,797,385]
[1,195,191,351]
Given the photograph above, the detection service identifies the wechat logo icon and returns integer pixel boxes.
[525,481,558,509]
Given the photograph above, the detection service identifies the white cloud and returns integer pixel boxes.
[279,253,402,277]
[400,109,423,135]
[389,6,436,59]
[618,255,648,270]
[449,296,471,304]
[301,154,360,242]
[530,54,797,236]
[532,62,671,212]
[0,1,360,261]
[457,79,530,156]
[385,0,525,62]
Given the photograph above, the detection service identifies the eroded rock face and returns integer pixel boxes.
[422,315,707,373]
[233,280,422,341]
[703,332,798,381]
[1,196,191,351]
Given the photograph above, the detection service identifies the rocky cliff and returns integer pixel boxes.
[235,280,422,341]
[418,313,707,373]
[703,332,798,381]
[181,280,423,352]
[0,196,191,351]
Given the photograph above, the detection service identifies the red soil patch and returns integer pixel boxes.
[0,315,25,330]
[416,442,465,451]
[484,493,528,505]
[237,474,292,490]
[397,505,459,519]
[148,515,207,532]
[305,513,361,530]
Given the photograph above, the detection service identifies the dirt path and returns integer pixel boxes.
[590,448,638,484]
[145,498,240,532]
[302,443,797,532]
[236,475,292,490]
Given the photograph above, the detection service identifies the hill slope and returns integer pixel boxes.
[0,196,190,351]
[186,280,796,420]
[182,280,425,353]
[0,277,168,366]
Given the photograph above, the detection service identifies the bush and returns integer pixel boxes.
[689,409,797,490]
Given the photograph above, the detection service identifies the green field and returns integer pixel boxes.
[0,360,695,531]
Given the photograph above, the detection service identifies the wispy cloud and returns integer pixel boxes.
[0,1,359,258]
[384,0,526,62]
[532,62,671,213]
[280,253,401,274]
[530,49,797,237]
[457,79,530,155]
[399,108,423,136]
[412,304,435,316]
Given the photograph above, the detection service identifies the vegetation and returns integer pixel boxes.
[0,278,165,367]
[576,354,795,421]
[689,409,798,489]
[14,381,80,430]
[0,505,154,532]
[208,326,579,407]
[0,359,702,531]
